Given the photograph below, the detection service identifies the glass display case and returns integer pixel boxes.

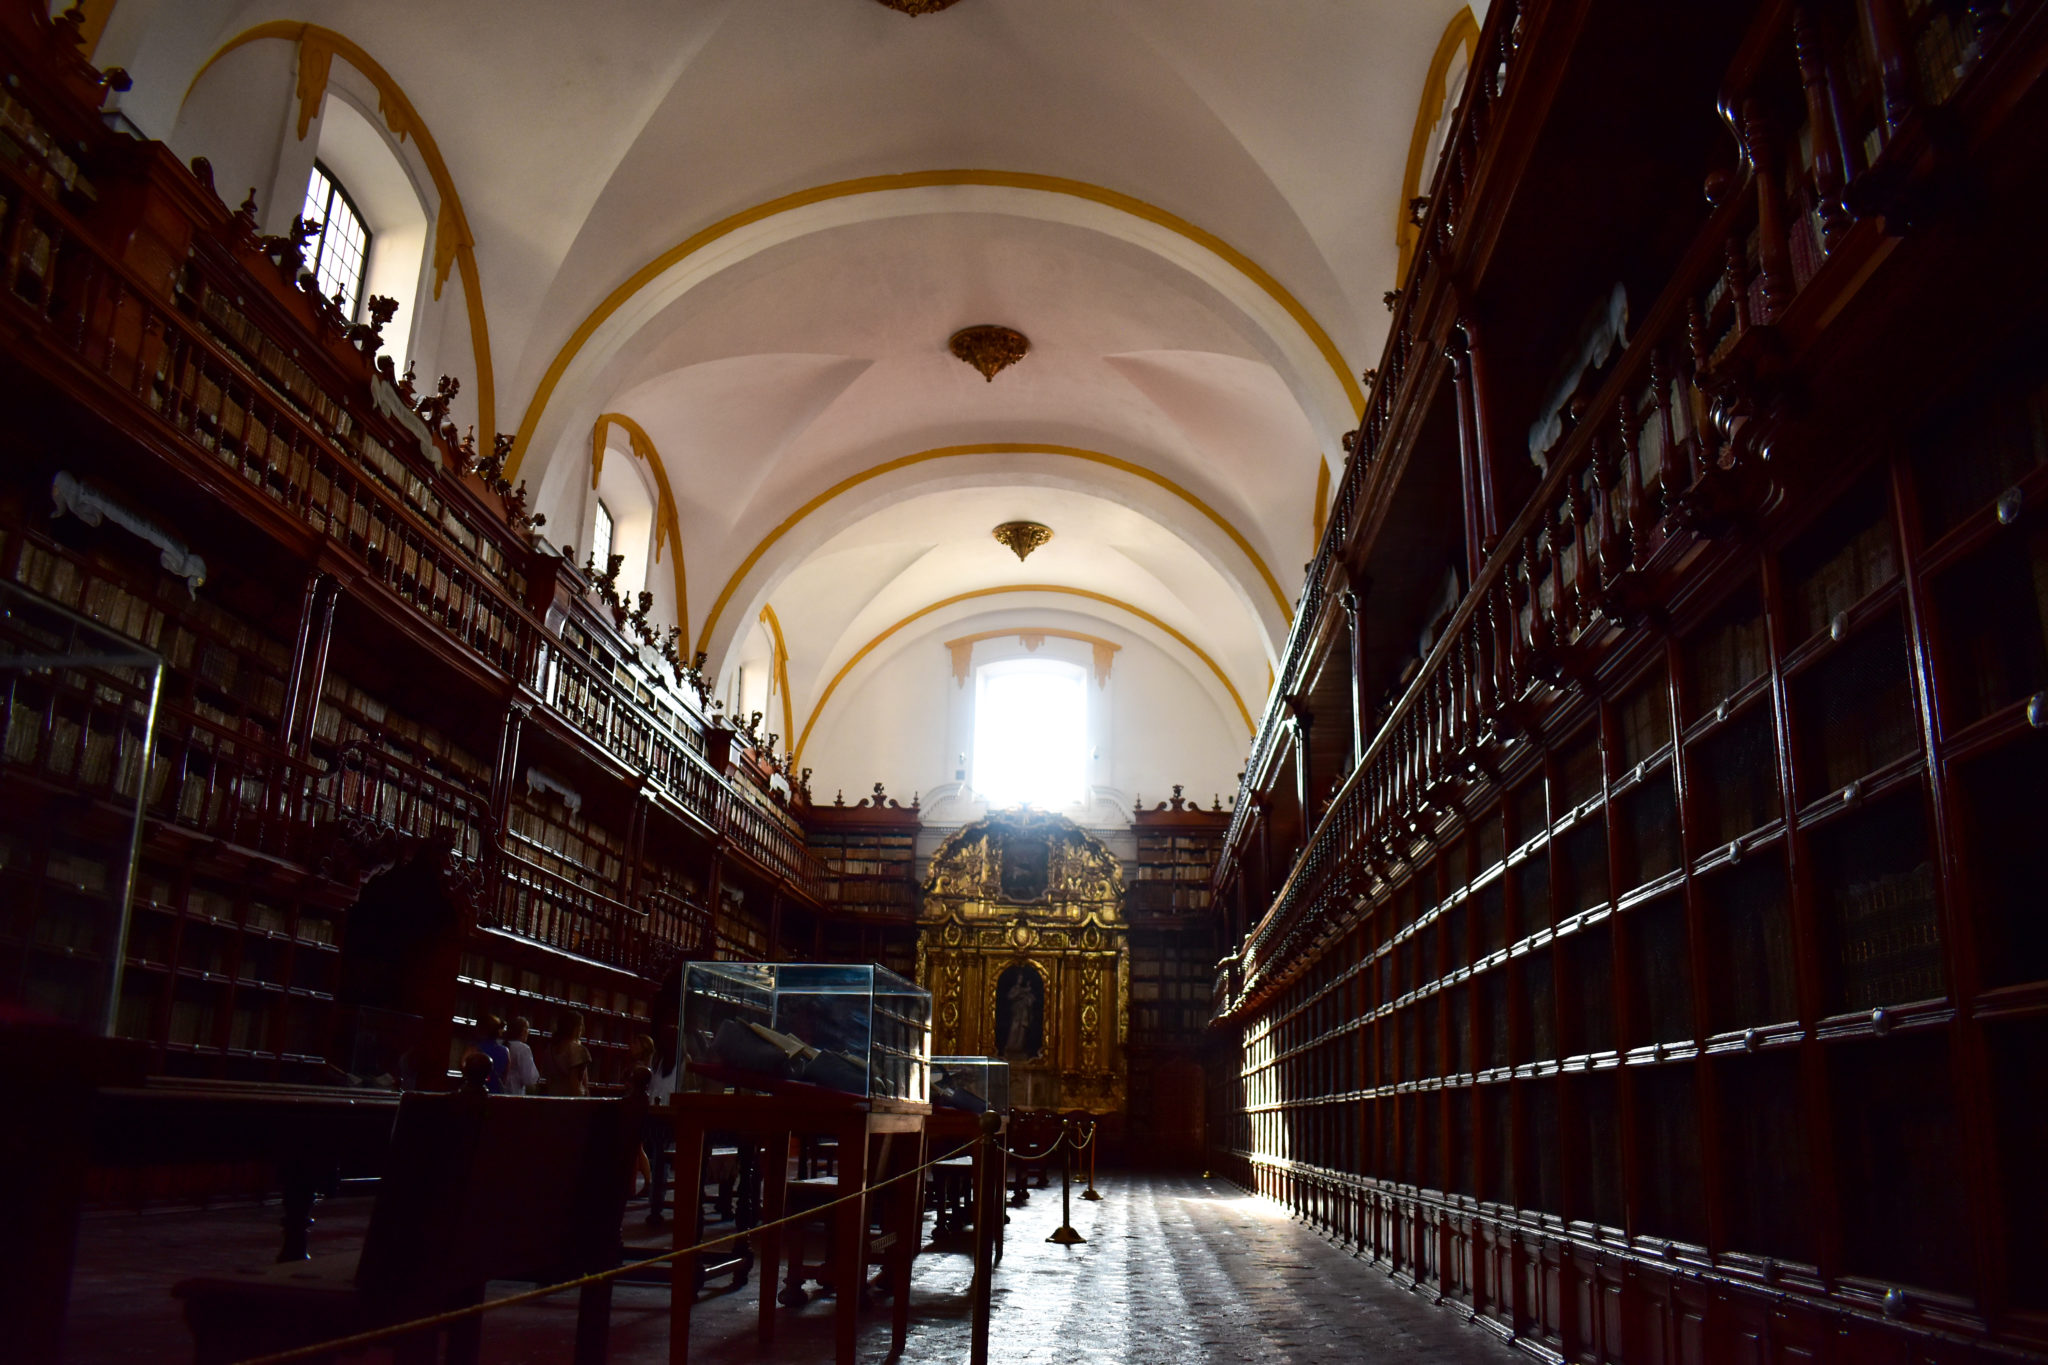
[932,1056,1010,1114]
[680,961,931,1103]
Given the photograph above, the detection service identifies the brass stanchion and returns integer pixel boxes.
[1079,1116,1102,1201]
[1046,1120,1086,1245]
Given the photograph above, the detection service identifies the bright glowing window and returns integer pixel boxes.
[590,498,615,570]
[973,659,1087,809]
[300,162,371,318]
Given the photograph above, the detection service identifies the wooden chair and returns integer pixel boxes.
[174,1089,643,1365]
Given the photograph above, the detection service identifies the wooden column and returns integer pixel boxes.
[282,571,340,758]
[1286,697,1314,828]
[1458,316,1503,552]
[1342,586,1367,769]
[490,703,528,840]
[1793,4,1851,248]
[1858,0,1919,136]
[1447,332,1488,584]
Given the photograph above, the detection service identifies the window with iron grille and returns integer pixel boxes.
[299,162,372,318]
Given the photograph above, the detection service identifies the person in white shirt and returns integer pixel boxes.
[502,1016,541,1097]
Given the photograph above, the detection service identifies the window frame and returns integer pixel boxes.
[301,160,373,320]
[971,656,1090,810]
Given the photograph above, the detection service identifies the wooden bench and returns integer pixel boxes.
[173,1089,643,1365]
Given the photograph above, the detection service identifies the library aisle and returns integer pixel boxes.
[65,1174,1519,1363]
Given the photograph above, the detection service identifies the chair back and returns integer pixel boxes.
[355,1089,644,1302]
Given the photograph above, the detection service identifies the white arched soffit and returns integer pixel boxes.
[695,455,1289,678]
[177,25,496,439]
[311,83,432,368]
[590,442,660,603]
[790,597,1250,769]
[503,174,1367,488]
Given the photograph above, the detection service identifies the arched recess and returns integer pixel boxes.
[503,170,1366,485]
[793,584,1255,765]
[760,604,795,752]
[187,24,496,439]
[1395,7,1481,286]
[589,412,689,646]
[695,442,1292,663]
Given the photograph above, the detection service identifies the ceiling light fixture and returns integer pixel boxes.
[871,0,966,14]
[950,325,1029,381]
[992,521,1053,562]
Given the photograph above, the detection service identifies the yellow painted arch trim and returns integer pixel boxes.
[189,24,496,440]
[696,442,1291,661]
[792,584,1254,765]
[1395,7,1481,286]
[505,169,1364,481]
[590,413,690,647]
[760,604,795,754]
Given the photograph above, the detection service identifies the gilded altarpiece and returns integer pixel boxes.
[917,812,1127,1113]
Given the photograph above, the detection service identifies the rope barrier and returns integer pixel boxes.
[993,1129,1065,1163]
[230,1135,983,1365]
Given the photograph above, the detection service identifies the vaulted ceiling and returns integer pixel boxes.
[117,0,1478,788]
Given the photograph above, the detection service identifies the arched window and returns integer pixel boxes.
[973,658,1088,809]
[590,499,615,570]
[299,161,372,318]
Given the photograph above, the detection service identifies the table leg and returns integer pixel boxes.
[890,1128,922,1353]
[669,1121,706,1365]
[833,1119,867,1365]
[757,1130,789,1348]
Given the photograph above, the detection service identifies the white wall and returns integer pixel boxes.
[799,608,1244,827]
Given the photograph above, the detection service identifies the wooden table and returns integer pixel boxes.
[6,1040,400,1364]
[669,1090,929,1365]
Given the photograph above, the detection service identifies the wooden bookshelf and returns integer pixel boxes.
[1204,1,2048,1358]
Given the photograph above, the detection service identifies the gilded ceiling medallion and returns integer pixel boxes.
[872,0,966,12]
[992,520,1053,562]
[949,324,1029,381]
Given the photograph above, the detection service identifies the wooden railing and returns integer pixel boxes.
[1219,0,1530,869]
[0,142,832,940]
[1219,0,2037,1006]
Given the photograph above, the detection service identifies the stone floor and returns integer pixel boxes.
[65,1173,1520,1363]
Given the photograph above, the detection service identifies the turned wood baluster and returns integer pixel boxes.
[1615,396,1646,571]
[1543,518,1567,652]
[1510,542,1536,688]
[1586,420,1618,596]
[1564,491,1597,642]
[1741,94,1796,322]
[1858,0,1918,137]
[1648,347,1681,516]
[1793,4,1852,248]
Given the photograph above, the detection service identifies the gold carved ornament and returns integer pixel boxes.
[990,521,1053,562]
[950,325,1030,381]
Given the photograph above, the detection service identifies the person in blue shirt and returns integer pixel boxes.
[477,1014,511,1094]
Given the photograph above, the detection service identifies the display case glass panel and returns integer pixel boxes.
[932,1055,1010,1113]
[680,961,931,1102]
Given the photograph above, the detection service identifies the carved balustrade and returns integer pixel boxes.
[1216,0,2038,1006]
[0,126,831,939]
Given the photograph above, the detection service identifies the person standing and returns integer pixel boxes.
[552,1011,592,1096]
[502,1016,541,1096]
[644,1025,679,1225]
[476,1015,510,1095]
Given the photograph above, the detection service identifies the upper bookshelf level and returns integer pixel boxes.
[1215,0,2048,1002]
[0,4,829,934]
